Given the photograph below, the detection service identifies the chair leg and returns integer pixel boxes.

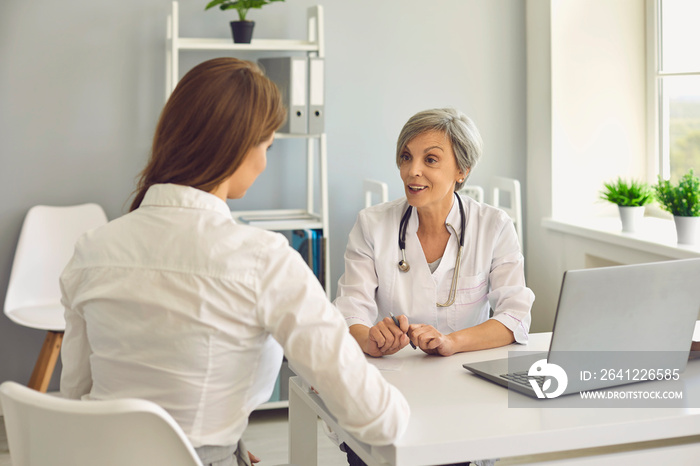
[28,331,64,392]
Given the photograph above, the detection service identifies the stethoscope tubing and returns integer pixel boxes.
[397,192,466,307]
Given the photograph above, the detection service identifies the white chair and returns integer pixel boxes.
[0,381,203,466]
[363,179,388,208]
[458,185,485,203]
[4,204,108,392]
[492,177,523,250]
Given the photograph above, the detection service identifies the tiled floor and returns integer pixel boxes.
[0,409,348,466]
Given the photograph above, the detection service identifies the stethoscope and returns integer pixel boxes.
[398,192,466,307]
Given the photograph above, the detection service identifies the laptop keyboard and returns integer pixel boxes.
[501,371,545,387]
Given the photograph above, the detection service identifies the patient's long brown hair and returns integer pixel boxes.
[130,57,286,211]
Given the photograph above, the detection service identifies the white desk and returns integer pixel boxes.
[289,332,700,466]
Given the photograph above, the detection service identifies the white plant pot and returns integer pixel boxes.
[673,215,700,245]
[618,205,645,233]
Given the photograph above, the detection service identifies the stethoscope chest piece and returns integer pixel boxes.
[398,258,410,273]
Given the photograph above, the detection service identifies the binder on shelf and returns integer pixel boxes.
[317,234,326,289]
[311,229,321,281]
[291,229,324,287]
[292,229,314,270]
[308,57,325,134]
[258,57,308,134]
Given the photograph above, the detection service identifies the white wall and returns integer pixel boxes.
[0,0,527,389]
[526,0,647,332]
[551,0,646,220]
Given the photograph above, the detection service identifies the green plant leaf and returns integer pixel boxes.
[205,0,227,10]
[653,168,700,217]
[600,177,654,207]
[204,0,285,20]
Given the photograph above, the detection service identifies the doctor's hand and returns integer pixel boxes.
[369,316,411,356]
[408,324,457,357]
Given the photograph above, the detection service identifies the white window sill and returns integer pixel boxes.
[542,216,700,260]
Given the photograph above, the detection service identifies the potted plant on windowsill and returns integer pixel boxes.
[600,178,654,233]
[653,169,700,245]
[205,0,285,44]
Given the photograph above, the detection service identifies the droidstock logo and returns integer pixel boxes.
[529,359,568,399]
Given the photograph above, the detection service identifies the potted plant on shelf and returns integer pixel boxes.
[600,177,654,233]
[653,169,700,245]
[205,0,285,44]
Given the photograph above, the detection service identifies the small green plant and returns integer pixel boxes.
[600,178,654,207]
[653,169,700,217]
[205,0,285,21]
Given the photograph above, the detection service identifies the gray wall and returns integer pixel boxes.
[0,0,527,390]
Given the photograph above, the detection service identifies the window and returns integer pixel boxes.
[653,0,700,181]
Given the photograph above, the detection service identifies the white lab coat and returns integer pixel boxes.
[335,195,533,343]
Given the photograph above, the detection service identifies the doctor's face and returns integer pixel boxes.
[399,130,466,213]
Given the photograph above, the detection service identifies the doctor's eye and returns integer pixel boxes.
[426,155,438,164]
[399,153,411,162]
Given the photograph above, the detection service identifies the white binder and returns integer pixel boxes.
[258,57,308,134]
[308,57,325,134]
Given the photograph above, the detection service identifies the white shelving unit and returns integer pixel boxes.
[165,1,330,295]
[165,2,329,410]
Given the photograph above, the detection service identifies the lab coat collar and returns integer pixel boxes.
[141,183,233,219]
[445,194,464,237]
[406,193,464,238]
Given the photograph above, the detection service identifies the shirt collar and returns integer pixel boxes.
[141,184,232,218]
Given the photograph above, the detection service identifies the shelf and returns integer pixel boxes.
[168,1,330,296]
[232,209,323,231]
[175,37,319,52]
[166,2,325,97]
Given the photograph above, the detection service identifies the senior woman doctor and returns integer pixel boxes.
[335,108,534,358]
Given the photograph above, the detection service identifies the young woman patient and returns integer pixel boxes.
[59,57,409,466]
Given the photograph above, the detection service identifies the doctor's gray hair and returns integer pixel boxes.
[395,108,483,191]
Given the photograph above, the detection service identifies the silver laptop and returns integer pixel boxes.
[463,259,700,398]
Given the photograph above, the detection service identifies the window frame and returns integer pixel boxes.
[647,0,700,182]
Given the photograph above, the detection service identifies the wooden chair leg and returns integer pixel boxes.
[28,331,64,392]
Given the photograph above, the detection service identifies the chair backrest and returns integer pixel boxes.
[4,204,108,330]
[491,177,523,250]
[0,381,203,466]
[363,179,388,208]
[458,185,484,203]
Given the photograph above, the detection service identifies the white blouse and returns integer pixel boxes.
[60,183,409,448]
[335,195,534,343]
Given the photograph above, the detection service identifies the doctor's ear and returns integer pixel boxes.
[457,169,469,183]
